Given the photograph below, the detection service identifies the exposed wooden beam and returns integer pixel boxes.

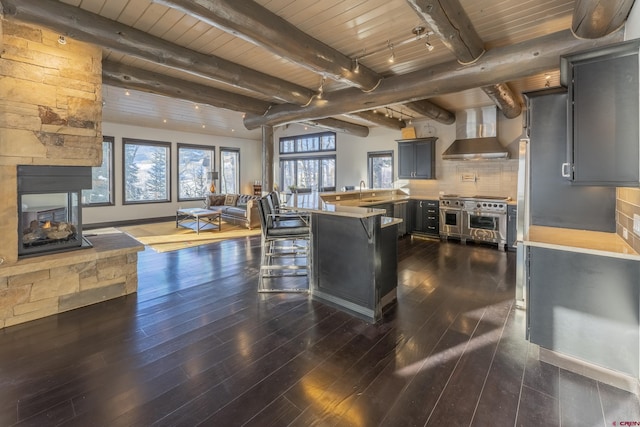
[405,0,484,64]
[102,61,271,115]
[572,0,636,38]
[153,0,380,91]
[153,0,457,126]
[243,29,624,129]
[406,0,522,118]
[0,0,457,126]
[103,61,370,137]
[404,100,455,124]
[482,83,522,119]
[0,0,314,105]
[347,111,407,130]
[301,118,369,138]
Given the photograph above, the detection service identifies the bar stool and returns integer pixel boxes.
[256,196,311,293]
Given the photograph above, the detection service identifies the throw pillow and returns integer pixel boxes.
[210,194,226,206]
[224,194,238,206]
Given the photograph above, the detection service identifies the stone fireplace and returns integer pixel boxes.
[0,21,143,328]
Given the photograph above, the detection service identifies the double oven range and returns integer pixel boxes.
[439,194,510,251]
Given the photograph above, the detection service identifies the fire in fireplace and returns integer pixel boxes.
[18,165,93,258]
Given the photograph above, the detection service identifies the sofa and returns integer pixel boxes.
[204,193,261,229]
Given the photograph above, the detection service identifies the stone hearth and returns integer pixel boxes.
[0,21,143,328]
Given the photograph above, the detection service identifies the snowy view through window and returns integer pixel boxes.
[124,140,170,203]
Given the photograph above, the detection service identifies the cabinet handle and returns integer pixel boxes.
[419,201,422,207]
[561,162,571,178]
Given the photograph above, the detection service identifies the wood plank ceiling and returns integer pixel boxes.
[51,0,578,137]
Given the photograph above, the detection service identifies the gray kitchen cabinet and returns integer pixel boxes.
[393,201,407,237]
[560,40,640,186]
[528,246,639,377]
[524,88,615,232]
[371,202,407,237]
[411,199,439,237]
[396,138,437,179]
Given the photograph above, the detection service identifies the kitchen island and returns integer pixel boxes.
[287,193,400,323]
[523,225,640,391]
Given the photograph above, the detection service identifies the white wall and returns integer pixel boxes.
[84,122,261,225]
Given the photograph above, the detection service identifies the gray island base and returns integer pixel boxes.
[288,193,400,323]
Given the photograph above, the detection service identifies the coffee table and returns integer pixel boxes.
[176,208,222,234]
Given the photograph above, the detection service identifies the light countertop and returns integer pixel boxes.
[381,216,403,228]
[524,225,640,260]
[286,193,386,218]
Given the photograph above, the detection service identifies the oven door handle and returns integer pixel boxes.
[464,211,504,218]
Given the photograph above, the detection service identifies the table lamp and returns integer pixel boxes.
[208,171,219,193]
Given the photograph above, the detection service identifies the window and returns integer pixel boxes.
[279,132,336,191]
[83,136,114,206]
[368,151,394,189]
[123,138,171,204]
[280,156,335,191]
[279,131,336,154]
[177,144,215,201]
[220,147,240,194]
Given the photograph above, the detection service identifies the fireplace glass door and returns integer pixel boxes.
[17,165,93,258]
[19,192,83,256]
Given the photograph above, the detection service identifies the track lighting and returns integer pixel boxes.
[125,90,130,96]
[58,35,66,45]
[353,57,360,74]
[317,76,325,99]
[387,41,395,64]
[425,34,434,52]
[412,26,425,40]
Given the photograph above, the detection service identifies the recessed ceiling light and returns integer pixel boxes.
[163,119,167,123]
[125,90,130,96]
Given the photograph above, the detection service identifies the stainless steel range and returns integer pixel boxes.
[439,195,510,250]
[439,194,465,241]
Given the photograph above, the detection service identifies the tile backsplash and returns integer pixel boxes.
[616,188,640,252]
[408,159,519,199]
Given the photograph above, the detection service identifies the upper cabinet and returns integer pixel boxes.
[396,138,437,179]
[561,40,640,186]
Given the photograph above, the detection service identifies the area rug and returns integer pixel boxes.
[100,221,261,253]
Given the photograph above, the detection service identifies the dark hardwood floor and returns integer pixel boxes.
[1,235,638,426]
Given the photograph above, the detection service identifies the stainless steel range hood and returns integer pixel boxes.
[442,106,510,160]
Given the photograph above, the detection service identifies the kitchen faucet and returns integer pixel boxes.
[359,180,366,199]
